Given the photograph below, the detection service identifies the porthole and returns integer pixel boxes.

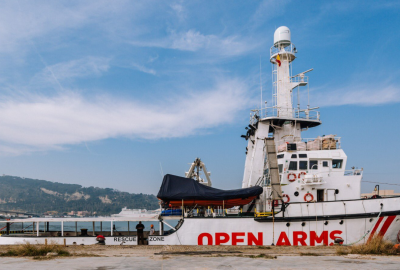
[324,221,328,225]
[294,191,299,197]
[335,189,339,194]
[301,222,306,227]
[339,220,344,225]
[370,218,373,222]
[286,223,290,227]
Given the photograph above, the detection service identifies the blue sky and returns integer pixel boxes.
[0,0,399,195]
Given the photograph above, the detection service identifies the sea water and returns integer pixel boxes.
[0,220,179,234]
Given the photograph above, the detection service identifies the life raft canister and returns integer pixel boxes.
[282,194,290,203]
[288,173,297,182]
[304,193,314,202]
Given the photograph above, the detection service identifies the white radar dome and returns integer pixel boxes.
[274,26,291,47]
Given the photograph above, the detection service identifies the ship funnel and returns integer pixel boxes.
[274,26,291,47]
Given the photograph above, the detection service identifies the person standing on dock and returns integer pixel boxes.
[136,221,145,245]
[150,224,155,235]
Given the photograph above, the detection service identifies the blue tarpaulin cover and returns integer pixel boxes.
[157,174,263,201]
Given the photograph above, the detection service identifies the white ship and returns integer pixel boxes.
[1,26,400,246]
[111,207,160,218]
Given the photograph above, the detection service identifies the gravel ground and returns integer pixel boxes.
[1,245,400,269]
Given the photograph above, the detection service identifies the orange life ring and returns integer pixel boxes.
[282,194,290,203]
[288,173,297,182]
[298,172,306,179]
[304,193,314,202]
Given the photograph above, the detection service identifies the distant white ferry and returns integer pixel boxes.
[111,207,160,218]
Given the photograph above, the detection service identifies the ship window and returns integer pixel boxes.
[309,160,318,170]
[278,164,283,173]
[277,154,284,159]
[332,159,343,169]
[288,161,297,170]
[323,161,328,167]
[299,154,307,158]
[291,154,297,158]
[299,161,308,170]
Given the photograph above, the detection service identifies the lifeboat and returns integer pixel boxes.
[157,174,263,208]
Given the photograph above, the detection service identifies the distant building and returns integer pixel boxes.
[361,190,400,198]
[77,211,91,217]
[44,211,58,216]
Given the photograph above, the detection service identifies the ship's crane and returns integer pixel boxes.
[185,158,212,187]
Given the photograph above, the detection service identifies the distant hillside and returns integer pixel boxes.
[0,175,159,215]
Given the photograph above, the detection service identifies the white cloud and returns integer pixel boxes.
[312,85,400,107]
[170,2,186,21]
[130,63,156,75]
[0,1,113,53]
[131,30,258,57]
[32,57,110,85]
[0,79,250,155]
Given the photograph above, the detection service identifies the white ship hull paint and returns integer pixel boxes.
[1,198,400,246]
[1,214,399,246]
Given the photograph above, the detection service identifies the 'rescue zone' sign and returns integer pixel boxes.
[198,230,342,246]
[113,237,137,242]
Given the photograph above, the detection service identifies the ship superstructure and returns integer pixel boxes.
[242,26,362,210]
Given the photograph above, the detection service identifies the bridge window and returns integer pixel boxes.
[323,161,328,167]
[291,154,297,158]
[278,164,283,173]
[299,154,307,158]
[277,154,284,159]
[288,161,297,170]
[309,160,318,170]
[332,159,343,169]
[299,161,307,170]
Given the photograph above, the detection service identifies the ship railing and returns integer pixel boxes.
[291,75,309,84]
[275,136,341,152]
[270,43,296,57]
[250,107,320,125]
[344,168,363,176]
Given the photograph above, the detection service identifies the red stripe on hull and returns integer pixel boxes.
[378,215,396,237]
[367,216,384,243]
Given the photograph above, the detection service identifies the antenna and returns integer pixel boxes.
[159,162,164,177]
[260,56,262,111]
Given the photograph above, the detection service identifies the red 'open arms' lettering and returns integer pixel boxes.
[310,231,328,246]
[276,231,291,246]
[293,231,307,246]
[247,232,263,246]
[215,233,230,245]
[198,233,213,245]
[329,230,342,241]
[231,232,245,245]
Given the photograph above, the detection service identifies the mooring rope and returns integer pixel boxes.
[343,203,383,246]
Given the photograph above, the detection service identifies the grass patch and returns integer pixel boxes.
[336,236,399,256]
[0,243,70,258]
[257,246,271,249]
[336,248,349,256]
[300,252,321,256]
[247,254,276,259]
